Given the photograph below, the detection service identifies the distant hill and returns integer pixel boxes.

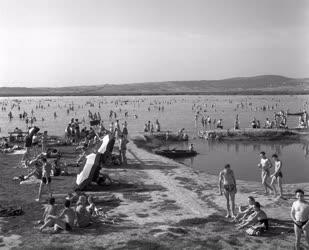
[1,75,309,96]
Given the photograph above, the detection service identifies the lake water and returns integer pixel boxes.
[1,95,308,183]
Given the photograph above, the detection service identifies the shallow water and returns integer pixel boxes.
[167,139,309,184]
[0,95,308,183]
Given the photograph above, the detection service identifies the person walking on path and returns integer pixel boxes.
[291,189,309,250]
[119,135,128,165]
[258,151,273,195]
[36,157,52,202]
[219,164,237,218]
[270,154,283,197]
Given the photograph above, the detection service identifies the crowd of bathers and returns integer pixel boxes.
[219,153,309,248]
[38,195,102,233]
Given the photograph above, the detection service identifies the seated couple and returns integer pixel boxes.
[39,195,98,233]
[235,198,269,235]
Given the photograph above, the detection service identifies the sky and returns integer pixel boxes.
[0,0,308,87]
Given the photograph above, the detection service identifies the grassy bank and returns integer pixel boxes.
[0,138,308,249]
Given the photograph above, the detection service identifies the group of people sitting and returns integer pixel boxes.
[234,196,269,236]
[0,138,22,153]
[38,195,100,233]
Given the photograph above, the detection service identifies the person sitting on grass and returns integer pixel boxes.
[86,196,98,216]
[75,196,91,228]
[40,199,75,233]
[233,196,256,223]
[37,197,56,227]
[236,202,269,232]
[21,153,44,181]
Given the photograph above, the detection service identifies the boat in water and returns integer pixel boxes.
[154,149,198,158]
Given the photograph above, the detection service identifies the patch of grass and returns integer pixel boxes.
[136,213,149,218]
[123,192,152,202]
[116,239,168,250]
[175,217,209,227]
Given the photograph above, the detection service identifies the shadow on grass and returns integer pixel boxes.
[80,182,166,193]
[114,239,169,250]
[127,149,178,170]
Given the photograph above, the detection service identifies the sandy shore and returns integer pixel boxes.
[0,136,308,249]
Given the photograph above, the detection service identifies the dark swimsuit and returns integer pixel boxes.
[223,184,236,192]
[258,219,269,230]
[294,220,308,229]
[274,171,283,178]
[65,223,72,231]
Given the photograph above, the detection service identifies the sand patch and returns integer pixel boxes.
[0,234,22,249]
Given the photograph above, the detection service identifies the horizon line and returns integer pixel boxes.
[1,74,309,89]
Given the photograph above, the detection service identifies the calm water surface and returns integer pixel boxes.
[0,95,308,183]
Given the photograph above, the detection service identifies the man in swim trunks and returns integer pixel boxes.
[219,164,237,218]
[270,154,283,197]
[40,199,75,233]
[36,157,52,202]
[258,151,273,195]
[291,189,309,250]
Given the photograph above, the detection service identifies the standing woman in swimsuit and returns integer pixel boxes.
[219,164,237,218]
[258,151,273,195]
[270,154,283,197]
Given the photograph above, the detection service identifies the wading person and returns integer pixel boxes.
[291,189,309,250]
[219,164,237,218]
[258,152,273,195]
[270,154,283,197]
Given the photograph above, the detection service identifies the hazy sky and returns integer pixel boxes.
[0,0,308,87]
